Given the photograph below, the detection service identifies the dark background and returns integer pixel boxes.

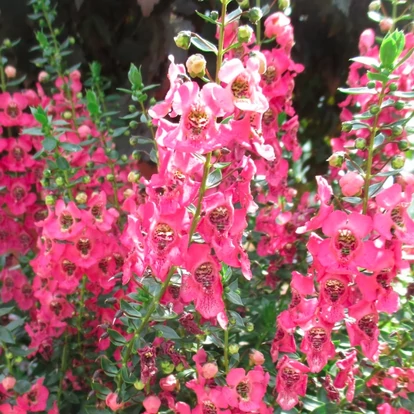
[0,0,373,174]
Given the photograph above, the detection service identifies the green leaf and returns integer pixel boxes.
[226,291,244,306]
[43,137,58,151]
[9,347,36,357]
[120,111,140,120]
[60,142,82,152]
[225,7,242,24]
[390,91,414,99]
[120,300,142,319]
[120,366,137,384]
[22,127,43,135]
[368,181,385,197]
[338,87,377,95]
[154,324,180,339]
[91,382,111,399]
[351,56,380,68]
[213,162,231,169]
[32,107,49,126]
[195,10,218,24]
[128,64,143,89]
[112,127,129,138]
[0,306,14,317]
[380,30,405,68]
[56,156,70,170]
[375,168,402,177]
[150,148,158,164]
[86,90,100,116]
[206,169,222,189]
[191,35,218,54]
[101,356,118,377]
[14,380,31,394]
[367,71,390,83]
[373,133,386,149]
[107,329,126,346]
[342,197,362,204]
[221,115,234,125]
[0,326,15,344]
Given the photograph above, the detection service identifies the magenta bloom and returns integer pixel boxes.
[270,316,297,362]
[300,317,335,372]
[223,366,269,412]
[16,378,49,412]
[181,244,225,320]
[346,300,379,361]
[275,355,310,411]
[0,92,32,126]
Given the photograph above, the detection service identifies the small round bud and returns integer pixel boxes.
[105,147,111,155]
[63,111,72,120]
[246,322,254,332]
[77,92,83,99]
[132,150,141,160]
[328,152,345,168]
[86,161,94,169]
[106,173,115,182]
[143,396,161,414]
[55,177,64,186]
[398,140,409,151]
[341,123,352,133]
[69,37,76,45]
[54,28,60,36]
[339,171,364,197]
[210,11,219,21]
[134,380,145,390]
[45,195,56,206]
[389,83,398,92]
[248,7,263,24]
[3,39,11,47]
[129,120,138,129]
[40,179,49,187]
[161,361,175,374]
[229,317,236,326]
[392,125,404,136]
[186,54,207,78]
[367,81,376,89]
[128,105,136,113]
[368,0,381,11]
[2,376,16,391]
[38,71,49,83]
[174,31,192,50]
[76,192,88,204]
[355,138,367,150]
[236,0,250,9]
[175,363,184,372]
[121,154,128,162]
[124,130,131,137]
[249,350,265,366]
[394,101,405,110]
[369,104,380,115]
[202,363,218,379]
[83,175,91,184]
[128,171,140,183]
[278,0,291,9]
[4,66,16,79]
[160,375,178,392]
[391,155,405,169]
[129,137,138,146]
[380,18,394,33]
[229,344,240,354]
[237,25,254,44]
[43,169,52,178]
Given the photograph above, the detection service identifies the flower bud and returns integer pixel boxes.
[391,155,405,169]
[380,18,394,33]
[143,396,161,414]
[392,125,404,136]
[128,105,136,113]
[398,140,409,151]
[76,192,88,204]
[160,375,178,392]
[248,7,263,24]
[106,173,115,182]
[202,363,218,379]
[246,322,254,332]
[4,65,16,79]
[328,152,345,168]
[69,36,76,45]
[355,138,366,150]
[389,83,398,92]
[38,71,49,83]
[367,81,376,89]
[186,54,206,78]
[2,376,16,391]
[62,111,72,120]
[78,125,91,138]
[123,189,134,199]
[45,195,56,206]
[394,101,404,110]
[236,0,250,9]
[133,379,145,390]
[129,120,138,128]
[249,350,265,365]
[175,363,184,372]
[237,25,254,43]
[341,122,352,133]
[128,171,140,183]
[174,31,192,50]
[161,361,175,374]
[56,177,64,186]
[368,0,381,11]
[83,175,91,184]
[369,104,380,115]
[339,172,364,197]
[229,344,240,354]
[121,154,128,162]
[210,11,219,21]
[43,169,52,178]
[129,137,138,146]
[132,150,141,160]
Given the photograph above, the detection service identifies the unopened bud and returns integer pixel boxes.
[124,189,134,198]
[391,155,405,169]
[210,11,219,21]
[249,350,265,365]
[237,25,254,43]
[132,150,141,160]
[63,111,72,120]
[392,125,404,136]
[175,363,184,372]
[76,192,88,204]
[129,120,138,128]
[55,177,64,186]
[367,81,376,89]
[174,31,192,50]
[368,0,381,11]
[341,122,352,132]
[38,71,49,83]
[45,195,56,206]
[380,18,394,33]
[129,137,138,146]
[246,322,254,332]
[4,66,16,79]
[82,175,91,184]
[355,138,367,150]
[229,344,240,354]
[121,154,128,162]
[248,7,263,24]
[370,104,380,115]
[2,376,16,391]
[186,54,207,78]
[389,83,398,92]
[398,140,409,151]
[394,101,404,110]
[202,363,218,379]
[161,361,175,374]
[134,380,145,390]
[128,105,136,113]
[3,39,11,47]
[128,171,140,183]
[328,152,345,168]
[106,173,115,182]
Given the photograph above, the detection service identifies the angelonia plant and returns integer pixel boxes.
[0,0,414,413]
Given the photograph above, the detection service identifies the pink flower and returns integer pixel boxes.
[263,12,294,51]
[2,376,16,391]
[270,317,297,362]
[224,366,269,412]
[0,93,31,126]
[16,378,49,412]
[249,350,265,366]
[334,350,357,390]
[143,395,161,414]
[339,172,364,197]
[105,392,124,411]
[0,404,26,414]
[275,356,310,411]
[359,29,376,54]
[202,363,219,379]
[160,375,178,392]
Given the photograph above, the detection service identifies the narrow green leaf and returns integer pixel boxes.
[206,169,222,189]
[43,137,58,151]
[191,35,218,54]
[154,324,180,339]
[107,329,126,346]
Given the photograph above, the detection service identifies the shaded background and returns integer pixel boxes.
[0,0,373,175]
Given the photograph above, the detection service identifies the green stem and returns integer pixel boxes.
[139,101,159,168]
[3,344,14,375]
[224,328,229,374]
[57,331,69,406]
[188,0,228,245]
[63,170,75,201]
[116,267,175,389]
[362,83,387,214]
[109,164,120,210]
[77,275,87,360]
[0,52,6,92]
[256,0,261,44]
